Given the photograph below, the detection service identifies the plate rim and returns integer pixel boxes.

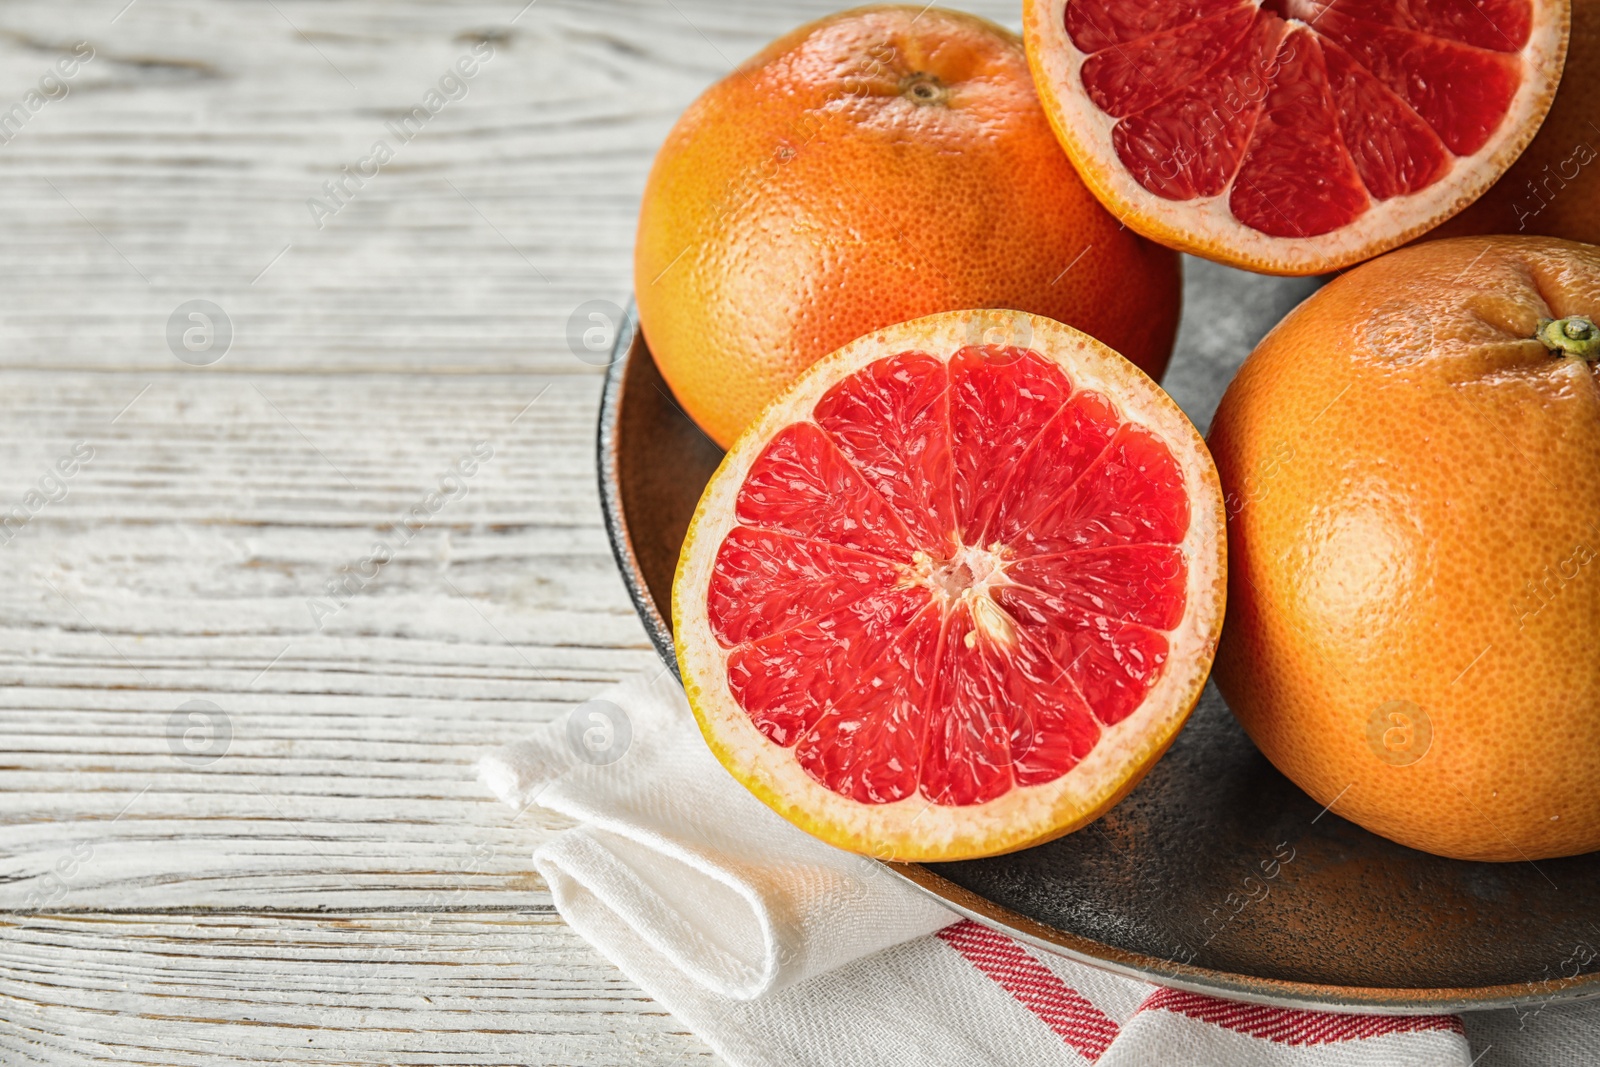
[597,302,678,673]
[596,307,1600,1015]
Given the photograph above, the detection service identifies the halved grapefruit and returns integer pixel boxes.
[1024,0,1570,274]
[673,310,1226,860]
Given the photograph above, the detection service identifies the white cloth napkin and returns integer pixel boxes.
[479,669,1597,1067]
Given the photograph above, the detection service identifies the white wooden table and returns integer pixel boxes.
[0,1,1319,1063]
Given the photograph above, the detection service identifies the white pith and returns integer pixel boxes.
[673,311,1227,861]
[1022,0,1570,275]
[904,543,1018,647]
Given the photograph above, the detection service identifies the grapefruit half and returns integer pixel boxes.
[1024,0,1570,274]
[673,310,1226,861]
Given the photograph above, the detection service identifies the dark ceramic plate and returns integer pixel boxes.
[597,291,1600,1014]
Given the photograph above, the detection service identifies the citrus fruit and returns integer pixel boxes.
[673,309,1226,861]
[1432,0,1600,243]
[1023,0,1570,275]
[1208,235,1600,862]
[635,5,1181,450]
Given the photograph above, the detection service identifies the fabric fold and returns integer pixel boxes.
[477,668,1574,1066]
[477,667,953,1000]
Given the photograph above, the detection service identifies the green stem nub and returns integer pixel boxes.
[1537,316,1600,360]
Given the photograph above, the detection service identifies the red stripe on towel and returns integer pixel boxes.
[937,920,1119,1062]
[1140,987,1465,1045]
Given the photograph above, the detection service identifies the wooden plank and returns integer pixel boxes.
[0,0,1017,374]
[0,910,717,1065]
[0,370,665,910]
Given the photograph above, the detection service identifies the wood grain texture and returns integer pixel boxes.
[0,912,713,1065]
[0,0,1007,1061]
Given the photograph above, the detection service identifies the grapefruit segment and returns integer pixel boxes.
[923,601,1103,805]
[1066,623,1173,726]
[1025,0,1570,273]
[1321,38,1451,201]
[675,311,1226,860]
[1229,30,1371,238]
[793,599,944,806]
[726,586,931,749]
[1289,0,1532,51]
[1006,425,1191,556]
[1065,0,1244,51]
[1006,545,1189,631]
[1078,6,1260,118]
[1108,12,1289,201]
[921,600,1021,808]
[995,584,1174,727]
[707,528,900,648]
[988,390,1123,546]
[814,351,958,557]
[949,346,1072,544]
[734,422,917,560]
[1311,11,1523,156]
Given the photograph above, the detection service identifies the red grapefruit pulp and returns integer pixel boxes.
[675,311,1225,860]
[1025,0,1569,273]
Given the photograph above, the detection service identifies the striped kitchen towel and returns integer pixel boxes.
[479,668,1591,1067]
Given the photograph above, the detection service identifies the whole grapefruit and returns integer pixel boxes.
[1209,236,1600,862]
[1432,0,1600,244]
[635,5,1180,449]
